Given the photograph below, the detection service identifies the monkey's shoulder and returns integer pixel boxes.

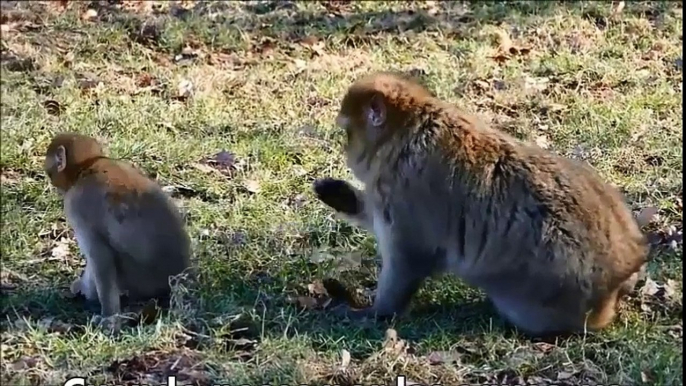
[72,158,166,208]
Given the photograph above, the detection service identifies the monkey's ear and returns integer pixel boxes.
[367,93,386,128]
[55,145,67,173]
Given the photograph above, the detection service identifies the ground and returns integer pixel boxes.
[0,1,682,385]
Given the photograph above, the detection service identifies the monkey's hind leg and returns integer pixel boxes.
[584,289,621,332]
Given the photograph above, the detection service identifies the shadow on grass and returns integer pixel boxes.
[122,1,680,49]
[1,285,92,326]
[6,1,679,57]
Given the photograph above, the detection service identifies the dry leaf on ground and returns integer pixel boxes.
[243,179,261,194]
[106,349,211,385]
[639,277,680,313]
[81,8,98,21]
[1,168,22,186]
[196,150,239,177]
[43,99,63,116]
[51,237,73,260]
[535,135,550,150]
[176,79,194,100]
[490,29,532,63]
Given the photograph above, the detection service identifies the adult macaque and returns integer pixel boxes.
[314,72,648,336]
[44,133,192,331]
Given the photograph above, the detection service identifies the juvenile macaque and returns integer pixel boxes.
[314,72,649,336]
[44,133,192,331]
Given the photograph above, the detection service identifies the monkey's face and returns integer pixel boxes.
[43,145,69,194]
[337,112,371,181]
[337,93,388,182]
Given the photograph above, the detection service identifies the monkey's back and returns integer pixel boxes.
[66,158,191,295]
[398,107,647,308]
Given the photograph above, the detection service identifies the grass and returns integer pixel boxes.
[0,1,682,385]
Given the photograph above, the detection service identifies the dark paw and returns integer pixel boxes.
[313,178,362,215]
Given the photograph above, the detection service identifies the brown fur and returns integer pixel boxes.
[44,133,192,330]
[314,72,648,336]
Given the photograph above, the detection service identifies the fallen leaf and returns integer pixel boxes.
[524,76,549,92]
[43,99,63,116]
[309,248,336,264]
[644,155,665,167]
[1,268,29,291]
[225,337,257,351]
[174,45,203,66]
[77,73,102,91]
[385,328,398,343]
[81,8,98,21]
[252,37,276,57]
[197,150,239,178]
[133,73,164,95]
[557,371,574,380]
[177,79,194,100]
[190,162,219,175]
[640,276,679,310]
[243,179,261,194]
[1,168,21,186]
[426,350,461,365]
[12,356,40,371]
[51,237,72,260]
[641,277,661,297]
[284,193,307,209]
[490,28,532,63]
[535,135,550,149]
[493,80,508,90]
[340,349,351,369]
[300,36,327,57]
[208,52,244,69]
[635,206,659,228]
[474,79,490,90]
[532,341,556,354]
[383,328,410,356]
[610,1,625,19]
[336,251,363,272]
[106,349,211,385]
[307,280,328,296]
[665,324,682,339]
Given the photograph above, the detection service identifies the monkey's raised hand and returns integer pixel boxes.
[313,178,364,216]
[313,178,374,231]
